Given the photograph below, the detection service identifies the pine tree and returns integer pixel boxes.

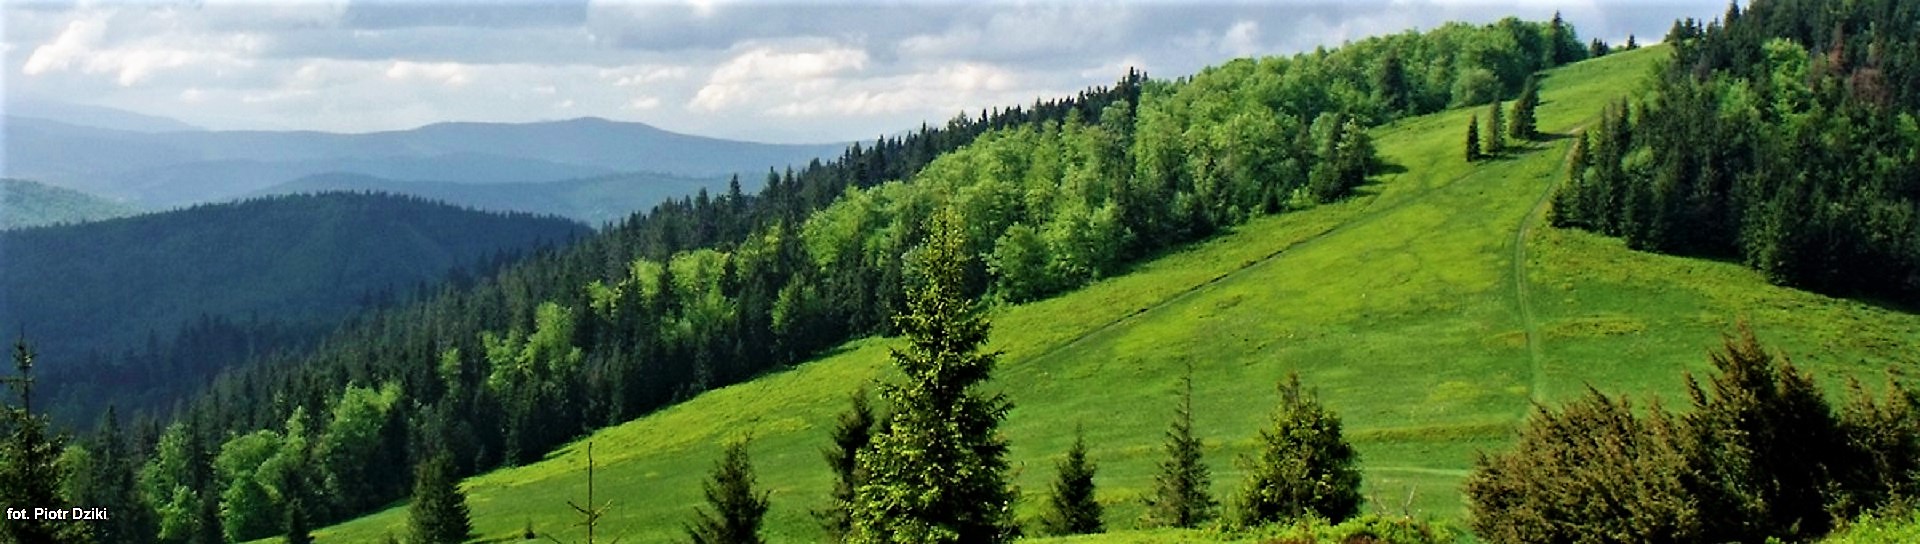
[686,439,770,544]
[1466,115,1483,162]
[850,207,1016,543]
[816,389,876,540]
[1040,426,1103,536]
[1509,75,1540,141]
[407,453,474,544]
[1486,100,1506,154]
[285,496,314,544]
[1,335,87,543]
[1144,367,1216,528]
[1234,373,1362,527]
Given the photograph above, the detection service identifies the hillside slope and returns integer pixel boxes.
[0,178,139,229]
[301,46,1920,542]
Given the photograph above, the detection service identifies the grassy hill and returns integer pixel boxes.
[0,178,139,229]
[295,45,1920,542]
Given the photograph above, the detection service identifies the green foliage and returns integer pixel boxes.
[1450,68,1500,107]
[1465,115,1482,162]
[851,208,1016,543]
[1145,370,1216,529]
[2,337,89,544]
[686,440,770,544]
[1040,427,1103,536]
[61,408,158,544]
[408,453,474,544]
[816,389,877,540]
[216,429,284,542]
[285,495,314,544]
[1234,374,1362,527]
[1484,100,1505,154]
[1507,74,1539,140]
[317,381,403,516]
[140,417,216,544]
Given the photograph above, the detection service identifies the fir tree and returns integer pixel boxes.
[816,388,876,540]
[1486,100,1507,154]
[1,335,88,543]
[285,496,314,544]
[1234,373,1362,527]
[1144,366,1216,528]
[1509,75,1540,141]
[1040,426,1103,536]
[1466,115,1483,162]
[850,207,1016,543]
[686,439,770,544]
[408,453,473,544]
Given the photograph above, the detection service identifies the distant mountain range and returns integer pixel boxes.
[252,171,746,225]
[1,178,140,229]
[0,191,591,366]
[3,107,846,212]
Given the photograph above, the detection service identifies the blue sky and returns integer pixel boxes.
[2,1,1728,143]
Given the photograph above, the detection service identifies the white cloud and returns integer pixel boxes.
[625,95,661,110]
[384,61,471,87]
[600,65,689,87]
[22,18,106,76]
[1222,20,1262,57]
[690,44,867,112]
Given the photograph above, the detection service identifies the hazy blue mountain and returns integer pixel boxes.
[1,178,141,230]
[0,191,590,364]
[4,96,203,132]
[255,170,744,225]
[3,116,846,206]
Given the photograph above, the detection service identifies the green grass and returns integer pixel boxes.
[291,45,1920,543]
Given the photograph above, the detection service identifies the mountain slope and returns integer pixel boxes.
[1,178,139,229]
[4,95,203,132]
[0,193,589,420]
[253,171,737,225]
[4,116,845,206]
[302,45,1918,542]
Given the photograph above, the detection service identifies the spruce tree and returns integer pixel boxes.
[686,439,770,544]
[407,453,474,544]
[1486,100,1506,155]
[1144,367,1216,528]
[285,496,314,544]
[1,336,87,544]
[1233,373,1362,527]
[1509,75,1539,141]
[816,389,876,540]
[850,207,1016,543]
[1040,426,1103,536]
[1466,115,1482,162]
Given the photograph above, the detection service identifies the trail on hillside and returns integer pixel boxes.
[1020,164,1486,367]
[1510,128,1588,411]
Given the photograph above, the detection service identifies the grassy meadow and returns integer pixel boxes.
[288,44,1920,543]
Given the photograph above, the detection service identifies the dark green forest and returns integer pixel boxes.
[1551,0,1920,306]
[0,192,589,426]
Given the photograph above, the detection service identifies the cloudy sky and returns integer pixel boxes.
[2,0,1728,143]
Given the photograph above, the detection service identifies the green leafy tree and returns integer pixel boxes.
[1233,373,1362,527]
[1040,426,1103,536]
[1466,115,1483,162]
[686,439,770,544]
[850,207,1016,543]
[816,389,877,541]
[215,429,284,542]
[141,416,217,544]
[62,407,158,544]
[1144,368,1216,528]
[408,453,474,544]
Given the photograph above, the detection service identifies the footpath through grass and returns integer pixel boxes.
[294,46,1920,543]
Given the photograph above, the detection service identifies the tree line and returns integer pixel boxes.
[1550,0,1920,306]
[12,14,1593,543]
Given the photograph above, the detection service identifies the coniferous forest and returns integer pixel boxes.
[4,2,1920,543]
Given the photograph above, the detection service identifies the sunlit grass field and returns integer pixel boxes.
[290,45,1920,543]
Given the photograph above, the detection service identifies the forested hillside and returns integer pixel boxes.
[1551,0,1920,305]
[253,171,737,226]
[0,192,589,424]
[0,178,138,229]
[0,15,1603,544]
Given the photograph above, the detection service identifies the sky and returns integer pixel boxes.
[1,0,1730,144]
